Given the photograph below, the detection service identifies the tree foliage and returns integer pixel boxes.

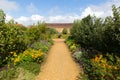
[0,12,54,66]
[70,5,120,54]
[62,28,68,34]
[0,9,6,26]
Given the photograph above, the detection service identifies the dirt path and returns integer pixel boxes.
[36,39,80,80]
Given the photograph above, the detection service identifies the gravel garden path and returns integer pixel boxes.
[36,39,80,80]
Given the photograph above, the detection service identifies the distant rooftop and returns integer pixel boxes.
[46,23,73,28]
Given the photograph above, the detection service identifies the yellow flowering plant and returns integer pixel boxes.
[90,53,120,79]
[12,49,45,65]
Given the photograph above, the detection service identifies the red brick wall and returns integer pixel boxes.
[47,23,72,28]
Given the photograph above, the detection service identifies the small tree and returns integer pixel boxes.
[0,9,6,26]
[62,28,68,34]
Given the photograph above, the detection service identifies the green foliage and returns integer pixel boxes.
[47,28,58,35]
[101,5,120,53]
[0,9,6,26]
[70,15,103,49]
[0,67,18,80]
[30,40,53,53]
[70,5,120,54]
[0,24,27,66]
[62,28,68,34]
[13,49,45,65]
[26,22,54,45]
[18,62,40,75]
[67,5,120,80]
[70,44,77,52]
[73,51,82,61]
[66,38,75,47]
[0,65,39,80]
[0,9,53,80]
[0,21,53,66]
[57,33,62,38]
[80,53,120,80]
[26,23,47,44]
[15,67,36,80]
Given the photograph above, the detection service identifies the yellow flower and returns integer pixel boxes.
[95,56,99,62]
[11,58,14,61]
[6,57,8,60]
[32,54,34,58]
[108,65,112,69]
[98,54,103,59]
[10,52,14,54]
[114,66,118,70]
[101,59,107,63]
[24,51,29,55]
[13,52,17,57]
[102,64,106,68]
[14,57,20,63]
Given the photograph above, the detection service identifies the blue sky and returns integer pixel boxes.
[0,0,120,26]
[5,0,106,17]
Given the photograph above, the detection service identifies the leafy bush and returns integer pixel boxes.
[67,5,120,80]
[0,67,18,80]
[70,5,120,54]
[73,51,82,61]
[80,52,120,80]
[13,49,44,65]
[0,18,53,67]
[66,38,78,52]
[62,28,68,34]
[0,64,39,80]
[0,9,5,26]
[70,44,77,52]
[70,15,103,51]
[0,9,53,80]
[18,62,40,75]
[26,22,48,44]
[0,24,27,66]
[30,40,53,53]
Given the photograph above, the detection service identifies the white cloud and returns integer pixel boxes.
[31,15,44,21]
[14,14,80,26]
[5,0,120,26]
[16,16,29,22]
[27,3,38,13]
[6,14,13,21]
[47,15,80,23]
[0,0,19,11]
[81,0,120,18]
[80,7,104,18]
[15,14,45,26]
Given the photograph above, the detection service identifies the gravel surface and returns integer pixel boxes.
[36,39,80,80]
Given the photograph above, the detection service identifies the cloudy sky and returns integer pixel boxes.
[0,0,120,26]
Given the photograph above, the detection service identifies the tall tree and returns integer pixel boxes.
[0,9,6,26]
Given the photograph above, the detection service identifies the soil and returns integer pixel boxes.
[36,39,80,80]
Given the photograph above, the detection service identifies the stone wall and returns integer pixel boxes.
[47,23,72,33]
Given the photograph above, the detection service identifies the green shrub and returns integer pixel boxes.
[0,9,53,80]
[18,62,40,75]
[0,66,18,80]
[73,51,82,61]
[67,5,120,80]
[70,44,77,52]
[13,49,45,65]
[0,25,27,66]
[70,15,103,49]
[0,65,38,80]
[62,28,68,34]
[70,5,120,54]
[30,40,52,53]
